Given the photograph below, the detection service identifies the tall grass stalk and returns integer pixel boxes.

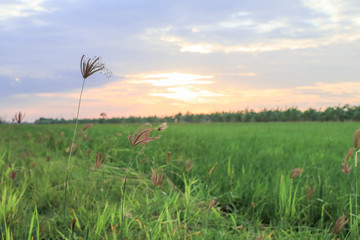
[63,55,109,225]
[63,77,85,224]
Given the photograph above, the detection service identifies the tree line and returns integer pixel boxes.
[32,105,360,124]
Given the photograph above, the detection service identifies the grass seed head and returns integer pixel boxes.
[342,161,352,174]
[185,159,193,172]
[80,55,111,79]
[345,147,354,161]
[209,199,216,209]
[128,123,161,147]
[305,186,316,200]
[289,168,303,179]
[151,169,164,187]
[353,129,360,148]
[95,152,106,169]
[333,216,349,234]
[166,151,171,164]
[100,112,108,119]
[13,112,25,124]
[9,171,18,180]
[83,123,93,131]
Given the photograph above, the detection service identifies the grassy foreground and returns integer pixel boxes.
[0,122,359,239]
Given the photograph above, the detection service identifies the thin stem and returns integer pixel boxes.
[63,78,86,225]
[119,149,137,238]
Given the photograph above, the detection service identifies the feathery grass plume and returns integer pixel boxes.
[353,129,360,148]
[289,168,303,179]
[128,123,161,147]
[63,54,111,225]
[13,112,25,124]
[333,215,349,234]
[80,55,111,79]
[342,161,352,174]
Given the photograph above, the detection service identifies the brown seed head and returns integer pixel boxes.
[346,148,354,161]
[334,216,349,234]
[166,151,171,164]
[71,218,77,232]
[95,152,106,169]
[151,169,164,187]
[209,199,216,209]
[185,159,193,172]
[290,168,303,179]
[100,112,108,119]
[9,171,18,180]
[80,55,111,79]
[353,129,360,148]
[13,112,25,124]
[305,186,316,200]
[342,161,352,174]
[83,123,93,131]
[128,123,161,147]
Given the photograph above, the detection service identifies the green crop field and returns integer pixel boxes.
[1,122,359,239]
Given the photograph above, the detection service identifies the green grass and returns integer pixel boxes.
[0,122,359,239]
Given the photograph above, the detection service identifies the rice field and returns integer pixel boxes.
[0,122,359,239]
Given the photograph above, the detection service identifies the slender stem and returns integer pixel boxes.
[63,78,86,225]
[119,149,137,238]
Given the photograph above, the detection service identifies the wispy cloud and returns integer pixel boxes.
[143,0,360,54]
[0,0,53,20]
[129,72,213,86]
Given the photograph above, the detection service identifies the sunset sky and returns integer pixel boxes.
[1,0,360,122]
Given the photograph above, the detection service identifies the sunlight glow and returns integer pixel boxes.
[129,72,214,86]
[150,87,224,102]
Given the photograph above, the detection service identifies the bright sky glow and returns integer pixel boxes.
[1,0,360,122]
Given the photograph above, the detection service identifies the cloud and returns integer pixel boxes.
[4,68,360,122]
[158,32,360,53]
[141,1,360,54]
[129,72,213,86]
[0,0,53,20]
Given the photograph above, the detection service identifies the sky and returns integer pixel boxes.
[1,0,360,122]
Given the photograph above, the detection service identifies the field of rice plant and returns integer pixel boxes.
[1,122,359,239]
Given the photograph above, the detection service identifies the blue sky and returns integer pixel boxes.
[1,0,360,122]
